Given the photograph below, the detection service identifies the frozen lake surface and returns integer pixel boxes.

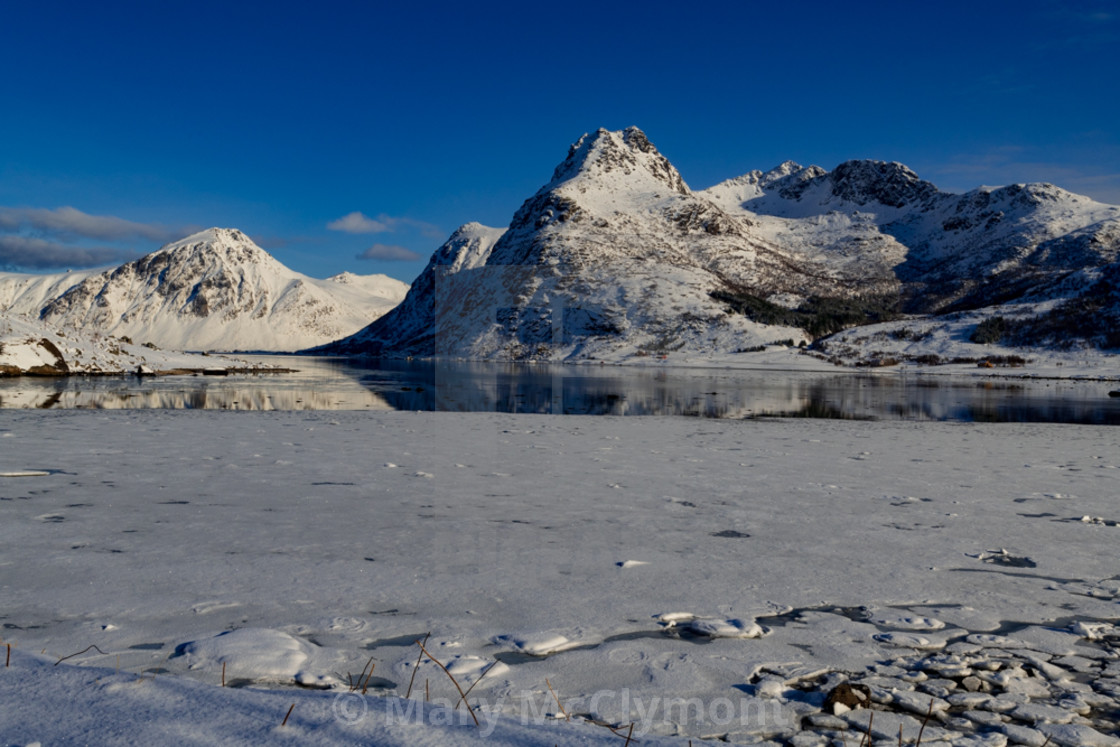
[2,407,1120,744]
[3,355,1120,424]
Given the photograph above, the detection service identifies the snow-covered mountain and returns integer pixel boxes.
[316,128,885,358]
[704,160,1120,313]
[318,127,1120,362]
[0,228,409,352]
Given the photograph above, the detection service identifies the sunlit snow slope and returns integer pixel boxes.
[0,228,409,352]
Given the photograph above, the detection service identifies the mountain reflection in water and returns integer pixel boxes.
[2,356,1118,424]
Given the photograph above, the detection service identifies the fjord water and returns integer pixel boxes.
[2,355,1118,424]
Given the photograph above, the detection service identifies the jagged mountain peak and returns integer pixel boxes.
[761,160,807,184]
[548,126,689,195]
[823,160,939,208]
[430,222,506,271]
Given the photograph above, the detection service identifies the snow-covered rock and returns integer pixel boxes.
[0,312,268,375]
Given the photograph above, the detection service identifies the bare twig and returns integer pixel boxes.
[222,661,227,687]
[349,656,374,692]
[622,722,635,746]
[54,645,109,665]
[916,699,933,745]
[5,643,9,668]
[404,633,430,699]
[546,678,570,721]
[416,638,479,727]
[281,703,295,727]
[858,711,874,747]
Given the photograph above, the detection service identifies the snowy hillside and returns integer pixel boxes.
[319,128,1120,363]
[0,228,409,352]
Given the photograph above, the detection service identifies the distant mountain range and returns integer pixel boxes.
[315,127,1120,362]
[5,130,1118,367]
[0,228,409,352]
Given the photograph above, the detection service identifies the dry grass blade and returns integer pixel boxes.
[622,722,635,746]
[54,644,109,666]
[404,632,430,699]
[455,661,498,709]
[545,678,570,722]
[5,643,9,668]
[348,656,374,693]
[280,703,295,727]
[222,661,226,687]
[416,638,480,727]
[361,659,376,696]
[607,723,637,740]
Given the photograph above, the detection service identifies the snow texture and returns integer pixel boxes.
[3,410,1120,744]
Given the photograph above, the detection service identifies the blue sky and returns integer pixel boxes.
[1,0,1117,282]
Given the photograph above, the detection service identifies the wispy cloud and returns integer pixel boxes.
[922,143,1120,205]
[0,235,135,271]
[1032,3,1119,48]
[327,211,442,239]
[0,206,194,271]
[0,206,184,243]
[356,243,424,262]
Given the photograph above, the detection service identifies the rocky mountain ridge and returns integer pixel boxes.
[318,127,1120,362]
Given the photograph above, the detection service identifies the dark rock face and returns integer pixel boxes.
[25,338,70,375]
[823,682,872,714]
[828,160,940,209]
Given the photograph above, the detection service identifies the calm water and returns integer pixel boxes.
[2,355,1119,424]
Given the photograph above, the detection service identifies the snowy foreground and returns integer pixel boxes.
[2,410,1119,745]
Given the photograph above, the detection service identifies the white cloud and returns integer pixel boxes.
[328,211,442,239]
[327,211,391,234]
[356,243,424,262]
[0,206,183,243]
